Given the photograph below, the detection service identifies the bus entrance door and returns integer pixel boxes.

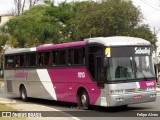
[94,54,105,89]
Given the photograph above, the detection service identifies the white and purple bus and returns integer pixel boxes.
[4,36,156,109]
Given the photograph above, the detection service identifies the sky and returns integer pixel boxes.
[0,0,160,41]
[0,0,14,14]
[132,0,160,44]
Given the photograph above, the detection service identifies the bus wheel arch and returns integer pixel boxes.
[77,87,90,109]
[19,84,28,102]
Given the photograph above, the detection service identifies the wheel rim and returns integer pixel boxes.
[81,94,87,106]
[21,88,26,100]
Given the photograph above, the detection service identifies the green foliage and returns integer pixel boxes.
[130,24,157,50]
[70,0,142,38]
[0,0,156,49]
[0,34,8,51]
[2,5,64,47]
[43,0,52,5]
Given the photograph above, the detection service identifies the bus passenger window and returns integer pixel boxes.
[44,52,50,66]
[38,52,50,67]
[15,55,25,67]
[74,48,85,65]
[19,55,25,67]
[15,56,20,67]
[38,53,44,66]
[27,53,36,67]
[5,56,14,68]
[52,51,56,66]
[68,49,74,65]
[59,50,66,65]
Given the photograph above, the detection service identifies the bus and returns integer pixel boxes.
[4,36,156,109]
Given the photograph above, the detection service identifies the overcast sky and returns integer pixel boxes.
[0,0,160,41]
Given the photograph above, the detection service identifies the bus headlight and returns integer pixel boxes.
[147,87,156,91]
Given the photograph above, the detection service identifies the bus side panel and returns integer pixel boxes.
[26,69,56,100]
[4,69,56,100]
[4,69,27,96]
[5,68,101,105]
[48,68,101,104]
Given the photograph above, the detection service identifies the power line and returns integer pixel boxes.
[140,0,160,13]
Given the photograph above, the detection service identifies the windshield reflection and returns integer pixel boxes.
[106,56,155,81]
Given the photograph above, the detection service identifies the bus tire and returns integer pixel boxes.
[78,89,89,110]
[20,86,28,102]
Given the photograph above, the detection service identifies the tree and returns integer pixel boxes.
[45,1,78,42]
[1,0,156,48]
[130,24,157,50]
[0,33,9,70]
[70,0,142,38]
[28,0,41,8]
[67,0,156,47]
[14,0,26,15]
[13,0,42,15]
[2,5,66,47]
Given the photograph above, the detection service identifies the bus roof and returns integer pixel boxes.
[4,41,86,54]
[4,48,34,55]
[85,36,151,46]
[4,36,151,55]
[36,41,86,51]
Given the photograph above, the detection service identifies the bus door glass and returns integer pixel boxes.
[94,53,105,88]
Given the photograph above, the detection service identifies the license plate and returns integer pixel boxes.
[133,95,142,99]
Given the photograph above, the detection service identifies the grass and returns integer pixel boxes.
[0,104,15,111]
[0,104,27,120]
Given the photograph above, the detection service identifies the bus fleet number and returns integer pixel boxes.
[78,72,85,78]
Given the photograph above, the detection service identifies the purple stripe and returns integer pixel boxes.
[36,41,86,51]
[47,68,101,104]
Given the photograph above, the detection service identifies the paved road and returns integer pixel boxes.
[0,82,160,120]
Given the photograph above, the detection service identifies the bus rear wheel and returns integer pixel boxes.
[78,90,89,109]
[20,86,28,101]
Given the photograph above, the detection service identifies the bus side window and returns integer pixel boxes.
[15,55,20,67]
[44,52,50,66]
[38,53,44,66]
[5,56,14,68]
[52,51,56,66]
[19,55,25,67]
[68,49,74,65]
[26,53,36,67]
[74,47,85,65]
[59,50,66,65]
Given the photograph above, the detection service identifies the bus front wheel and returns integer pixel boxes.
[78,89,89,109]
[20,86,28,101]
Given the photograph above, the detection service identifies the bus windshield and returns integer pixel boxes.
[106,56,155,81]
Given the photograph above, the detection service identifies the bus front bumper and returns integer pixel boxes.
[107,91,156,107]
